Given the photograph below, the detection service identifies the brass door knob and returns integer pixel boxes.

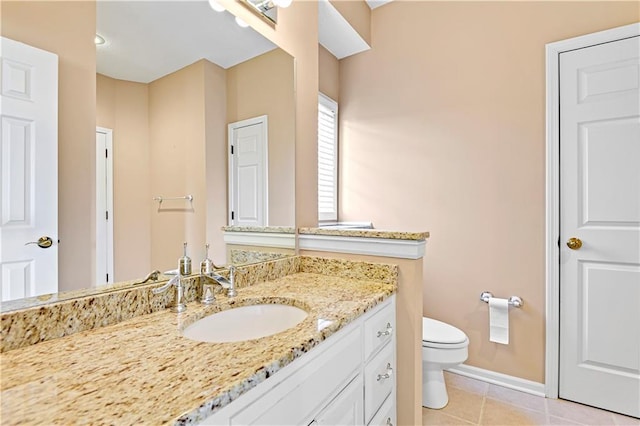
[566,237,582,250]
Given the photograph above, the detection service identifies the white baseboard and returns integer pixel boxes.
[446,364,546,397]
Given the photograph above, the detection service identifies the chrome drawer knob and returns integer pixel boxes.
[377,322,393,338]
[377,363,393,381]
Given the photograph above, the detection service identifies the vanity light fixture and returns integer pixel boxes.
[208,0,225,12]
[235,16,250,28]
[94,34,106,45]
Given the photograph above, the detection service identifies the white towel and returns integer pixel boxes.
[489,297,509,345]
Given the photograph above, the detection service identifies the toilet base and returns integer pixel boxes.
[422,367,449,409]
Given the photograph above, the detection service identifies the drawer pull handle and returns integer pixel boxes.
[377,363,393,381]
[377,323,393,338]
[386,418,393,426]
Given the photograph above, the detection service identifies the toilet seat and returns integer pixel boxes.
[422,317,469,349]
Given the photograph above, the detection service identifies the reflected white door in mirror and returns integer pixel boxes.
[228,116,268,226]
[0,38,58,302]
[95,127,114,285]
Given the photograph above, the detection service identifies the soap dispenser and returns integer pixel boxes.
[179,242,192,276]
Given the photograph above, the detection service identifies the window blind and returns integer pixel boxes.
[318,94,338,221]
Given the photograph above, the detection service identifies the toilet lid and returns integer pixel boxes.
[422,317,468,345]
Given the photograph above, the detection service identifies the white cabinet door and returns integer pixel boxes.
[313,375,363,426]
[559,35,640,418]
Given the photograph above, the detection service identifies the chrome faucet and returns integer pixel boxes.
[152,274,187,313]
[207,266,237,297]
[200,267,237,304]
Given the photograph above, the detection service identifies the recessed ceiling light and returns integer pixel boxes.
[95,34,106,45]
[235,16,249,28]
[208,0,225,12]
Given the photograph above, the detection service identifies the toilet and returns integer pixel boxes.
[422,317,469,409]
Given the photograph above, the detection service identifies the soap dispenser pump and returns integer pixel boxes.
[179,242,192,276]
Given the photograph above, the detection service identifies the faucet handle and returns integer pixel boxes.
[152,274,179,294]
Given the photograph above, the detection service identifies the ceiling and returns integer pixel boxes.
[96,0,394,83]
[96,1,276,83]
[365,0,393,9]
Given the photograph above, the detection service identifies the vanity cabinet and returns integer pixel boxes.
[201,295,396,426]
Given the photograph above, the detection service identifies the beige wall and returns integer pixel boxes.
[329,0,371,46]
[1,1,97,292]
[338,2,639,383]
[204,61,229,265]
[97,60,228,275]
[149,60,212,271]
[96,75,152,282]
[301,250,423,426]
[226,49,296,226]
[319,45,340,102]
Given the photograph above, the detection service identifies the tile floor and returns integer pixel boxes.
[421,372,640,426]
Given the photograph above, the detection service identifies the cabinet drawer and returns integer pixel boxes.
[367,393,395,426]
[231,327,363,425]
[364,342,395,423]
[312,374,363,426]
[364,298,395,362]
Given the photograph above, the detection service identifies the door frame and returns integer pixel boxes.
[544,22,640,399]
[228,115,269,226]
[96,127,114,285]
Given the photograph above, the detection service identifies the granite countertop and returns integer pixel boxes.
[221,225,296,234]
[299,227,430,241]
[0,272,395,425]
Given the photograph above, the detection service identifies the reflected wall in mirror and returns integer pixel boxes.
[0,1,295,307]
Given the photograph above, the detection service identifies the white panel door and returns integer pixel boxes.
[0,37,58,302]
[559,35,640,417]
[96,128,113,285]
[228,116,267,226]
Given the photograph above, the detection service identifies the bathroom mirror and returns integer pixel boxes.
[0,1,295,310]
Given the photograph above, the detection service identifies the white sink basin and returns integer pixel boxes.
[182,304,308,343]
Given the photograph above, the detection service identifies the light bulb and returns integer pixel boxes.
[235,16,249,28]
[208,0,225,12]
[273,0,292,7]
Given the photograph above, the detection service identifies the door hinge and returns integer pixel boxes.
[106,273,109,282]
[231,211,235,220]
[106,211,109,220]
[105,148,108,158]
[231,145,234,155]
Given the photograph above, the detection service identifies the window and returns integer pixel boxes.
[318,93,338,222]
